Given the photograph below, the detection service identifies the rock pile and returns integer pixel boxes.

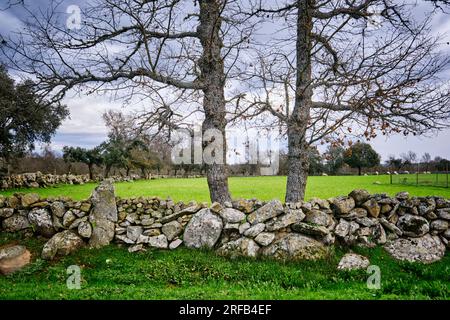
[0,172,90,189]
[0,186,449,264]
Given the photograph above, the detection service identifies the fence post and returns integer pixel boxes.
[416,163,419,186]
[447,163,449,188]
[390,173,392,185]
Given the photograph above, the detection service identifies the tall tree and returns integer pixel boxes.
[241,0,450,201]
[1,0,256,203]
[0,66,68,175]
[343,142,380,175]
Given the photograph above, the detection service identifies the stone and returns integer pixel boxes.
[216,237,260,258]
[265,209,305,231]
[6,196,20,209]
[210,202,224,213]
[291,222,329,237]
[126,226,143,242]
[50,201,66,218]
[334,219,350,238]
[430,220,448,233]
[443,229,450,239]
[384,234,445,263]
[115,234,135,244]
[78,221,92,238]
[303,209,330,226]
[380,218,403,236]
[143,229,161,237]
[0,208,14,218]
[21,193,40,207]
[247,200,284,225]
[224,223,240,230]
[396,191,409,200]
[344,208,368,220]
[362,199,380,218]
[148,235,168,249]
[28,208,55,237]
[437,208,450,220]
[261,234,328,261]
[355,217,377,227]
[243,223,265,238]
[219,208,246,223]
[348,189,370,205]
[128,244,144,253]
[89,180,118,248]
[162,221,183,241]
[397,214,429,237]
[183,208,223,249]
[160,205,200,224]
[373,224,387,244]
[41,230,84,260]
[63,210,76,228]
[0,245,31,275]
[232,199,254,213]
[337,253,370,271]
[239,222,251,234]
[2,214,30,232]
[169,239,183,250]
[254,232,275,246]
[331,196,355,215]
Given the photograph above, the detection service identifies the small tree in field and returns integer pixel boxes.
[344,143,380,176]
[62,146,103,180]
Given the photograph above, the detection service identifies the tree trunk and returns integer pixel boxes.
[104,165,111,178]
[285,0,313,203]
[198,0,232,203]
[126,166,130,176]
[358,166,362,176]
[88,163,94,180]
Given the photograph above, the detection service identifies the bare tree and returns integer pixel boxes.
[239,0,450,201]
[1,0,257,203]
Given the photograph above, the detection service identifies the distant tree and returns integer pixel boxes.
[344,143,380,176]
[62,146,103,180]
[386,155,405,171]
[308,147,324,176]
[435,157,450,171]
[0,66,68,176]
[421,153,432,171]
[324,145,345,175]
[401,151,418,165]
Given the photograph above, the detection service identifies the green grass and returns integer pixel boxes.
[1,175,450,202]
[0,233,448,299]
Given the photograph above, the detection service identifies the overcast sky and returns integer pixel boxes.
[1,0,450,162]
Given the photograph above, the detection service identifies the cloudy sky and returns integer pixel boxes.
[1,0,450,162]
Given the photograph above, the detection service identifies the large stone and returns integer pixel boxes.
[0,208,14,218]
[62,210,76,227]
[0,245,31,275]
[78,221,92,238]
[348,189,370,206]
[148,234,168,249]
[2,214,30,232]
[331,197,355,215]
[216,237,260,258]
[126,226,143,242]
[261,234,328,261]
[41,230,84,260]
[243,223,265,238]
[291,222,329,237]
[430,220,448,233]
[265,209,305,231]
[304,210,330,226]
[247,200,284,225]
[254,232,275,246]
[161,221,183,241]
[183,208,223,249]
[88,180,118,248]
[344,208,368,220]
[337,253,370,271]
[50,201,66,218]
[219,208,246,223]
[397,214,429,237]
[28,208,55,237]
[334,219,350,238]
[384,234,445,263]
[21,193,40,207]
[361,199,380,218]
[437,208,450,220]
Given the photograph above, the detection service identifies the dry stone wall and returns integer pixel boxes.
[0,181,449,265]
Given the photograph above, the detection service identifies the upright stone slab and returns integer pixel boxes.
[88,180,118,248]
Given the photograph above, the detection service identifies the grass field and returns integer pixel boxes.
[0,233,448,300]
[1,175,450,202]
